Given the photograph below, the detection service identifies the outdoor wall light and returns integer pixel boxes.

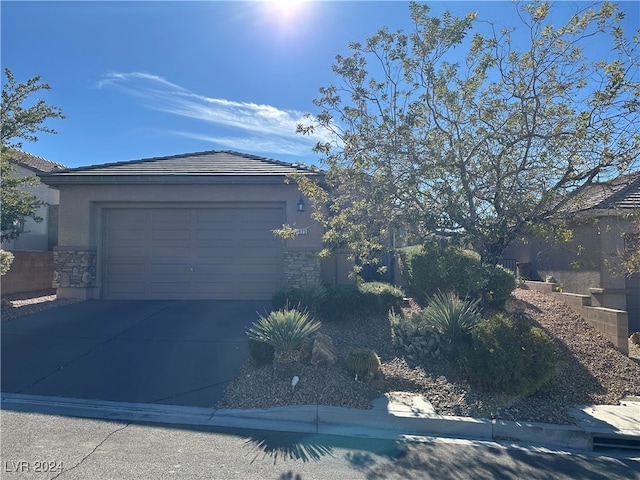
[297,197,305,212]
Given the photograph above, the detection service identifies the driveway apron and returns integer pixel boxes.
[1,300,270,407]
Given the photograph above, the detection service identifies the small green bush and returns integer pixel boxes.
[319,282,404,321]
[247,308,321,352]
[272,285,327,313]
[248,337,275,366]
[482,264,516,307]
[460,314,557,397]
[346,348,381,380]
[396,242,483,303]
[389,310,443,362]
[0,249,14,276]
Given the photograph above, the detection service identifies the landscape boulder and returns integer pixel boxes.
[310,333,337,367]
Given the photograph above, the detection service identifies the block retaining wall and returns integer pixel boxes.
[525,281,629,355]
[1,250,54,295]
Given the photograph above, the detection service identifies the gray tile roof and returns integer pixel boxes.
[38,150,321,185]
[574,171,640,212]
[3,148,68,172]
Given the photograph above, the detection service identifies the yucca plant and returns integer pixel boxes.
[421,291,481,353]
[247,307,322,378]
[247,308,321,352]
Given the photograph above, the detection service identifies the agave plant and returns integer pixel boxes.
[421,291,481,348]
[247,307,321,352]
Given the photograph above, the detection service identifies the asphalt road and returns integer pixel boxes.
[2,410,638,480]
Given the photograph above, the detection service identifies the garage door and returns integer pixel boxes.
[102,206,284,299]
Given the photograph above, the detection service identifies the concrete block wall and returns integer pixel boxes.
[525,281,629,355]
[0,251,54,295]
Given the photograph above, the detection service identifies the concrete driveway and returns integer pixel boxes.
[1,300,270,407]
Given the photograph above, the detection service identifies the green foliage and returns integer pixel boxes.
[247,308,321,352]
[247,337,275,366]
[482,264,516,307]
[1,68,65,242]
[346,348,381,380]
[460,314,557,396]
[295,1,639,269]
[630,332,640,346]
[272,285,327,313]
[321,282,404,320]
[1,68,65,148]
[0,249,14,275]
[275,282,404,322]
[389,310,442,363]
[0,153,44,242]
[420,292,482,352]
[397,242,483,304]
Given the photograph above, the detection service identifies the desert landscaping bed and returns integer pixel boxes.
[219,287,640,425]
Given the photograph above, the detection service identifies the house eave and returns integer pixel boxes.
[37,172,320,187]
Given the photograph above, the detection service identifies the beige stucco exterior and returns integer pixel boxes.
[54,181,324,299]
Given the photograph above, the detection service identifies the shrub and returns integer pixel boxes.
[319,282,404,321]
[248,337,275,366]
[272,285,327,313]
[631,332,640,346]
[247,308,321,352]
[389,310,443,363]
[396,242,483,303]
[420,291,481,352]
[460,314,557,397]
[346,348,381,380]
[482,264,516,307]
[0,249,14,276]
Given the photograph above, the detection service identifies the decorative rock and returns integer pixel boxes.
[310,333,337,366]
[299,337,314,364]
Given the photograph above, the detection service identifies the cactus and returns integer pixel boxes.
[389,310,442,363]
[346,348,381,380]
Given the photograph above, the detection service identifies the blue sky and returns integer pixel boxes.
[2,1,639,169]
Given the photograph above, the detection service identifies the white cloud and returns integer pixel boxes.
[97,72,332,156]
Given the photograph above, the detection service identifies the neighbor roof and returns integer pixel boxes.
[3,148,68,173]
[38,150,322,185]
[573,171,640,212]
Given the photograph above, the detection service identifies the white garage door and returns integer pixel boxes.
[102,206,284,299]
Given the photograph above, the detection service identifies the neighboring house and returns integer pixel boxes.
[2,148,67,251]
[504,171,640,333]
[38,150,327,300]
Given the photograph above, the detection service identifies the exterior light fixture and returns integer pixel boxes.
[297,197,305,212]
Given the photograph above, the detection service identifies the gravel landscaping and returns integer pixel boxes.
[219,286,640,425]
[3,287,639,426]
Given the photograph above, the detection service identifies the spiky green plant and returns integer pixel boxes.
[421,291,481,348]
[247,308,321,352]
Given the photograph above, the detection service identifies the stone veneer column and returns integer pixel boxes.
[283,250,321,289]
[53,246,97,288]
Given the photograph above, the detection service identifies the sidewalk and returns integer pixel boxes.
[3,392,638,453]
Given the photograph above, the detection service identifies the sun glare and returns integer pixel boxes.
[266,0,305,19]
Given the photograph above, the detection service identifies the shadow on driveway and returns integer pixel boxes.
[1,300,270,407]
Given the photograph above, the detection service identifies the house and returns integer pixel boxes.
[38,150,327,300]
[1,148,67,251]
[504,171,640,333]
[1,149,67,295]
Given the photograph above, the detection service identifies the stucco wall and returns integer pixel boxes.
[0,250,54,295]
[55,182,324,298]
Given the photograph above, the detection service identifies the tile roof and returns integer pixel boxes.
[3,148,68,172]
[573,171,640,212]
[38,150,321,185]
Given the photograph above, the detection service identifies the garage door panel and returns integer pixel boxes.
[103,206,283,299]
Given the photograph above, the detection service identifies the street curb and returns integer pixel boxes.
[0,393,611,451]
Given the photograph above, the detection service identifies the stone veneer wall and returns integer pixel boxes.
[525,281,629,355]
[53,247,96,288]
[284,250,321,289]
